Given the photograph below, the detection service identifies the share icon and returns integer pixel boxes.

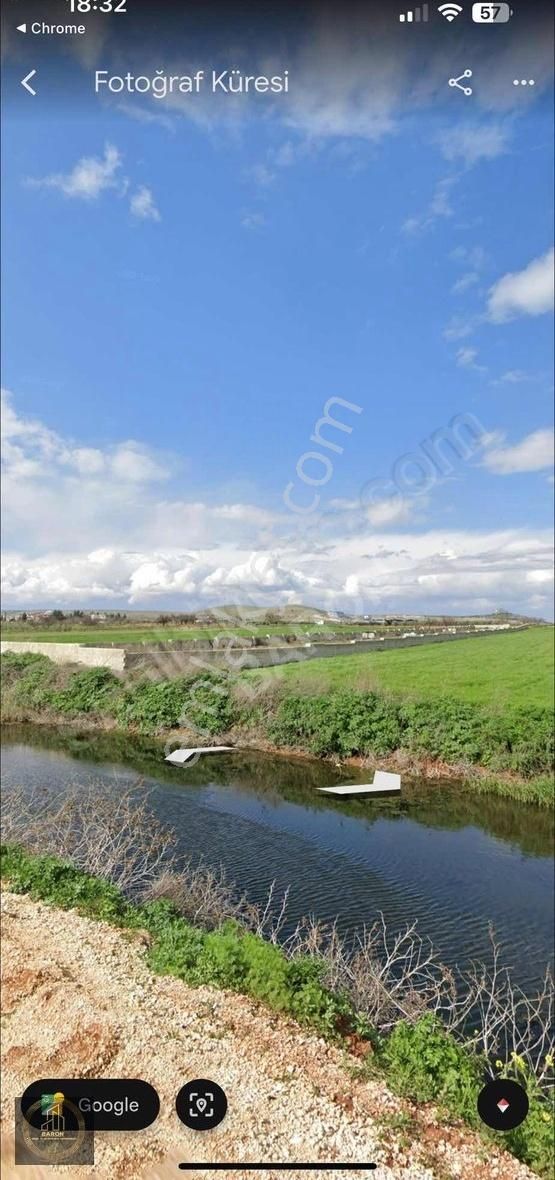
[448,69,473,95]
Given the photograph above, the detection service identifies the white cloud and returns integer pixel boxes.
[487,248,554,322]
[2,392,553,618]
[28,145,160,224]
[438,123,509,167]
[482,428,554,474]
[365,497,415,527]
[130,185,161,221]
[117,103,175,132]
[1,390,170,485]
[496,370,532,385]
[456,347,477,368]
[30,143,123,200]
[402,176,456,235]
[452,272,479,295]
[110,442,167,481]
[443,316,477,341]
[3,528,553,619]
[456,347,487,374]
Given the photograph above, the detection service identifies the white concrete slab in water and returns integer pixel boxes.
[165,746,234,765]
[373,771,401,791]
[317,770,401,796]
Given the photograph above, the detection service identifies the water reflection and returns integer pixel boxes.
[2,724,553,997]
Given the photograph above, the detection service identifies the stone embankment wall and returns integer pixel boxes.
[0,641,126,672]
[125,630,512,678]
[1,628,526,679]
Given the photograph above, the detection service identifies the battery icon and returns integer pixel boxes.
[472,3,513,21]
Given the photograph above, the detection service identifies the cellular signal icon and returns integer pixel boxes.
[399,4,429,21]
[438,3,463,20]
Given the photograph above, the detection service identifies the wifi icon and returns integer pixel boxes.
[438,3,463,19]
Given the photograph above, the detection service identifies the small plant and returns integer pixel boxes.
[379,1013,482,1117]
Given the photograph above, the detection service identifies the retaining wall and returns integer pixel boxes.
[1,628,526,680]
[0,641,126,672]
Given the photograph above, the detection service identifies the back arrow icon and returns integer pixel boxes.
[21,70,37,96]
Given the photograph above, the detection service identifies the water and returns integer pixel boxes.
[2,724,553,996]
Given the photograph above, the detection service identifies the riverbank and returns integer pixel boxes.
[1,650,553,806]
[2,841,553,1179]
[0,889,531,1180]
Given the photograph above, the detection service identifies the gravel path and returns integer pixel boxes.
[1,891,534,1180]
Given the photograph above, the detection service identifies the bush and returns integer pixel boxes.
[49,667,122,716]
[269,688,554,776]
[270,690,402,757]
[1,652,57,709]
[0,651,53,682]
[116,673,234,735]
[379,1015,554,1177]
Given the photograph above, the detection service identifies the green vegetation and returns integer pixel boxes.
[257,628,554,712]
[267,690,554,778]
[0,844,357,1041]
[0,622,370,645]
[2,844,553,1177]
[379,1015,554,1177]
[1,647,553,804]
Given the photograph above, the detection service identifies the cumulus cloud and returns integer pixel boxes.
[2,528,553,619]
[482,428,554,474]
[2,392,553,618]
[1,390,168,484]
[487,248,554,322]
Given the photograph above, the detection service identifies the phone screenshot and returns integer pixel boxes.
[1,1,554,1177]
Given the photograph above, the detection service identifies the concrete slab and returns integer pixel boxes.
[317,771,401,796]
[165,746,234,765]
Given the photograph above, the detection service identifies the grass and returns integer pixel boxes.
[255,628,554,712]
[0,622,372,645]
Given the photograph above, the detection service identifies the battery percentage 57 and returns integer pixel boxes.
[472,3,513,21]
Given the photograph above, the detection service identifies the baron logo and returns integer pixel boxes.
[15,1092,94,1166]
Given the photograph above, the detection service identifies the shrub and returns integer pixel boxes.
[0,651,53,682]
[1,652,57,709]
[49,667,122,716]
[116,674,234,735]
[378,1016,554,1177]
[270,691,402,757]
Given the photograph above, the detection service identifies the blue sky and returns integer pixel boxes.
[2,7,554,615]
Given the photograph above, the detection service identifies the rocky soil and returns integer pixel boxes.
[1,890,535,1180]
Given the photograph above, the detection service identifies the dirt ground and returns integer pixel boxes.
[1,890,535,1180]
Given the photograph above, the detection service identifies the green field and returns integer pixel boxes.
[257,628,555,711]
[0,622,376,645]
